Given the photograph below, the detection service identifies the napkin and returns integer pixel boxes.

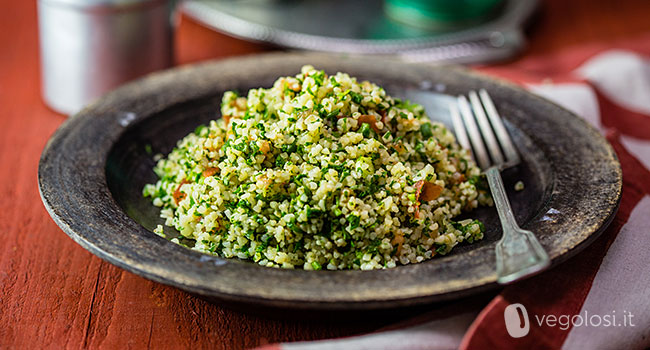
[258,34,650,350]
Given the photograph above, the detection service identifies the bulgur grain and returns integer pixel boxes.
[143,66,490,270]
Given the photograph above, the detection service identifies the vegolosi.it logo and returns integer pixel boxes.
[504,303,635,338]
[504,303,530,338]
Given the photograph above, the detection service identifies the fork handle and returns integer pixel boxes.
[486,167,550,284]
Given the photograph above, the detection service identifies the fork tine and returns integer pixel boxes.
[469,91,505,165]
[449,102,471,152]
[478,89,520,165]
[457,95,490,170]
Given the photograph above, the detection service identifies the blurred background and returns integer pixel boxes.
[34,0,650,115]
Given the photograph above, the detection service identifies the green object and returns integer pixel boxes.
[385,0,503,29]
[420,122,433,139]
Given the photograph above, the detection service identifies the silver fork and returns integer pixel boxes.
[449,89,550,284]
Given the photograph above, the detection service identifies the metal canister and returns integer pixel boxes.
[38,0,173,115]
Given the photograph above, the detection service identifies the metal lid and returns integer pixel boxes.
[182,0,537,63]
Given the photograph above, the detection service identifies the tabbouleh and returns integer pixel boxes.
[143,65,492,270]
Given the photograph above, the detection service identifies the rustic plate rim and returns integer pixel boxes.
[38,52,622,310]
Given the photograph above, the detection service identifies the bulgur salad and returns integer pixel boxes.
[143,66,492,270]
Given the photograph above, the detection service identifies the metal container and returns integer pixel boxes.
[38,0,173,115]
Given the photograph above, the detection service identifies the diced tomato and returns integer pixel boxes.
[415,180,443,202]
[202,167,219,178]
[357,114,382,133]
[259,140,271,154]
[391,142,405,153]
[412,180,443,218]
[173,179,190,205]
[391,232,405,255]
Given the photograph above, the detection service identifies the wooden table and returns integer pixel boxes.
[1,1,648,348]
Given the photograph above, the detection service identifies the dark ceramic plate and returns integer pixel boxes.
[39,53,621,311]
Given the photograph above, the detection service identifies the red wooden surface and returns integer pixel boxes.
[1,1,649,349]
